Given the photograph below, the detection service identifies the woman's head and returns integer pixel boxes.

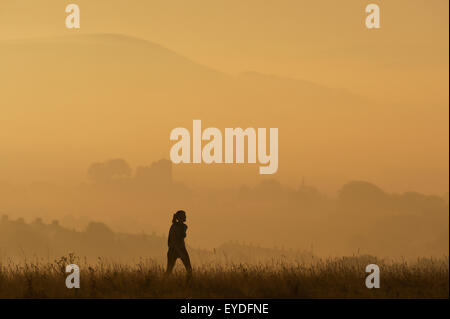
[172,210,186,223]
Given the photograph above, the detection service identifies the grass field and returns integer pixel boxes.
[0,255,448,298]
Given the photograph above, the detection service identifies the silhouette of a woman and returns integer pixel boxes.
[165,210,192,277]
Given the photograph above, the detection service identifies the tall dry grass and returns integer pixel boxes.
[0,255,448,298]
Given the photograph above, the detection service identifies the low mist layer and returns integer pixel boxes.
[1,159,448,259]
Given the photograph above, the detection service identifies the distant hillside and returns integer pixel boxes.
[0,33,376,187]
[0,215,313,264]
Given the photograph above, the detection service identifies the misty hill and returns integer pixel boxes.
[0,215,313,265]
[0,33,396,188]
[0,33,353,120]
[0,33,226,82]
[0,215,168,263]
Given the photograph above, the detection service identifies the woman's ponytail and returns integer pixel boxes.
[172,213,177,224]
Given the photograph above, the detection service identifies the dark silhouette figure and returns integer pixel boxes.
[165,210,192,277]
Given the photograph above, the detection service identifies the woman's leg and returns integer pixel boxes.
[179,247,192,276]
[165,248,178,275]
